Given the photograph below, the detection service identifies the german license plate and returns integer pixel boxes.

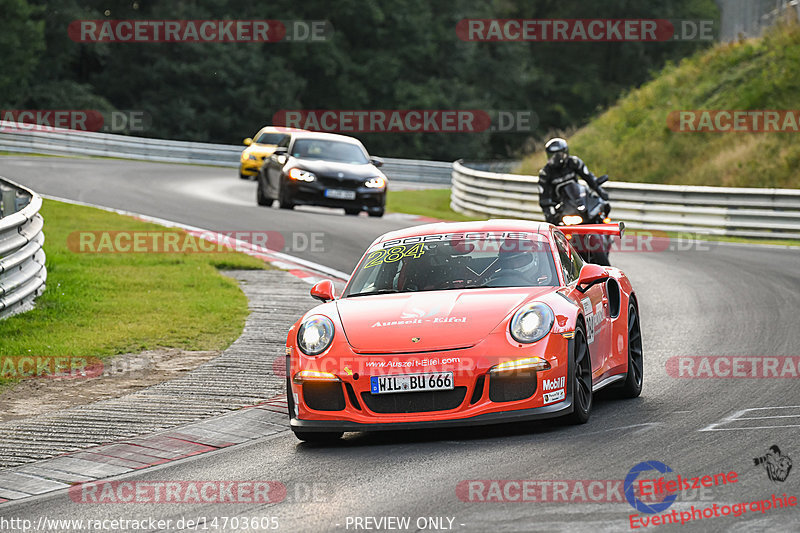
[370,372,454,394]
[325,189,356,200]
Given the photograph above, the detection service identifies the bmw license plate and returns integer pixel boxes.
[325,189,356,200]
[370,372,454,394]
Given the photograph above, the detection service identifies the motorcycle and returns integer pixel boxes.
[551,175,613,266]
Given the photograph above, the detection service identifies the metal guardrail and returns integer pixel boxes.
[718,0,800,42]
[451,160,800,240]
[0,178,46,320]
[5,122,798,239]
[379,157,452,184]
[0,121,452,184]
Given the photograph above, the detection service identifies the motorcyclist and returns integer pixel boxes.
[538,138,608,224]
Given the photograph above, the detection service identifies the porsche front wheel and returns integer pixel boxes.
[619,301,643,398]
[566,322,592,424]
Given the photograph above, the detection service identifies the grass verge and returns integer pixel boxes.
[387,189,482,222]
[518,19,800,188]
[0,199,268,386]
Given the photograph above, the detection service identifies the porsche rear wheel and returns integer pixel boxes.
[566,322,592,424]
[619,301,643,398]
[293,431,344,443]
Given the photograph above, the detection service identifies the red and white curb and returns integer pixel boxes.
[0,397,290,503]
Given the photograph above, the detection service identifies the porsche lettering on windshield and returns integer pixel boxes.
[381,231,537,248]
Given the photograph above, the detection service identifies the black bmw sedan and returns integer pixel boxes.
[256,132,387,217]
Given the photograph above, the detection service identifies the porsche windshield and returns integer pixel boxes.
[344,236,558,297]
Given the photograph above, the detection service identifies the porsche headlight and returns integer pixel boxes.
[509,303,554,344]
[562,215,584,226]
[288,168,316,182]
[365,176,386,188]
[297,315,334,355]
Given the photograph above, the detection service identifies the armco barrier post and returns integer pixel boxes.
[1,187,16,217]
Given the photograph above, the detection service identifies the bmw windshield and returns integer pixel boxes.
[344,234,558,297]
[291,139,369,164]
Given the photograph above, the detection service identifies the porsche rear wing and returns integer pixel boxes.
[558,222,625,237]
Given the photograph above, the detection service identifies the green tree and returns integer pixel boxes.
[0,0,45,107]
[12,0,719,160]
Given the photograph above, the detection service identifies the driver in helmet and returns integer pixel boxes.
[487,241,545,287]
[538,137,608,224]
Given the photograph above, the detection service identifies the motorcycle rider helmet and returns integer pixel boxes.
[545,137,569,167]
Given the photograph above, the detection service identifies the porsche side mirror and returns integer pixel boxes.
[310,280,335,302]
[370,156,384,168]
[576,264,608,293]
[243,137,253,146]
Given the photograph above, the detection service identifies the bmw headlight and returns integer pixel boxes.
[248,154,258,161]
[288,168,316,182]
[509,303,554,344]
[562,215,584,226]
[297,315,334,355]
[364,176,386,189]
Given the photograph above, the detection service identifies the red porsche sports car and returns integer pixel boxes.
[285,220,642,442]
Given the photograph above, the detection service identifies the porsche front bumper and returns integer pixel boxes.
[288,335,575,433]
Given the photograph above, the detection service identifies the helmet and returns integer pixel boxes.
[545,137,569,167]
[497,240,540,272]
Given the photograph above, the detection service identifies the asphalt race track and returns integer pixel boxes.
[1,156,799,532]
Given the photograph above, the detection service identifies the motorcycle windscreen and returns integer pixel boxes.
[556,181,586,206]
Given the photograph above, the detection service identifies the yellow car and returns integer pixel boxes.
[239,126,303,179]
